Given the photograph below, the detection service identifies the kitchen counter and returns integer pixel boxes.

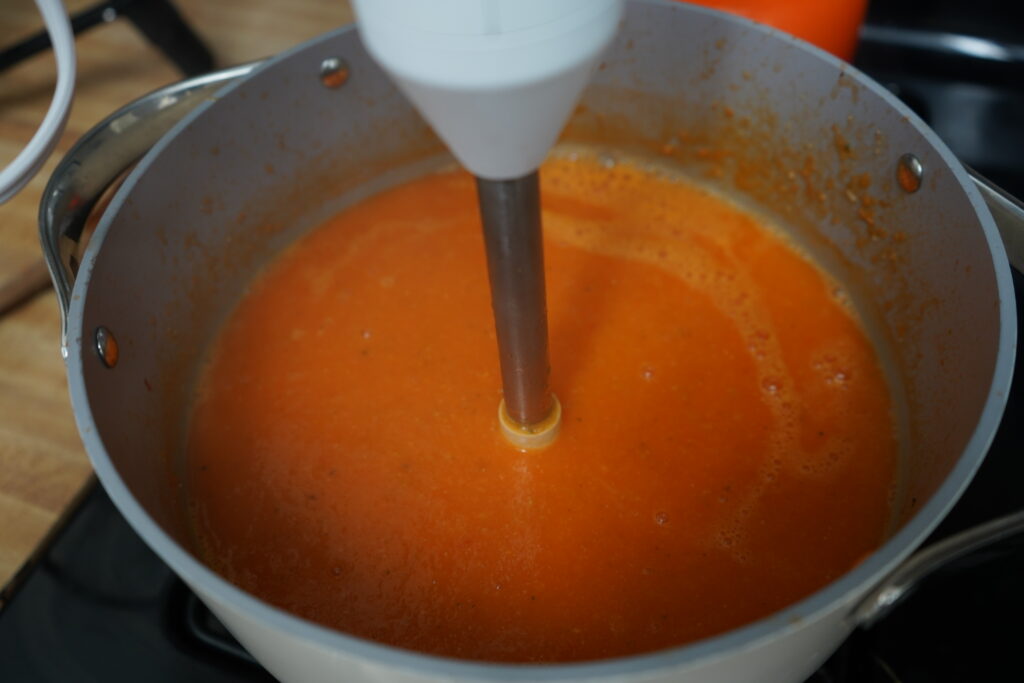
[0,0,351,592]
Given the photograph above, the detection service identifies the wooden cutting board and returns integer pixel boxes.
[0,0,352,592]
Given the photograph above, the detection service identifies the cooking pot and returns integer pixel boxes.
[39,1,1024,681]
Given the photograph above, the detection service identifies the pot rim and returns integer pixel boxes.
[63,2,1017,679]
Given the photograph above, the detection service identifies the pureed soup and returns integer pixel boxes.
[185,154,898,663]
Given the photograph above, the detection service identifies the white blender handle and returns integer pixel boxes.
[352,0,623,180]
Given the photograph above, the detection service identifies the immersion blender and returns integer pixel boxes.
[352,0,623,448]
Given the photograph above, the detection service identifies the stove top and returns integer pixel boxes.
[2,1,1023,680]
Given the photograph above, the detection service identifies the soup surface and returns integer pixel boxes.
[186,155,898,662]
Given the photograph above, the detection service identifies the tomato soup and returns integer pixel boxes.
[185,155,898,663]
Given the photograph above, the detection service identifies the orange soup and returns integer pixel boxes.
[186,155,898,663]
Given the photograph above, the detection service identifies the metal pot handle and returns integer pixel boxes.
[853,509,1024,628]
[967,166,1024,272]
[844,172,1024,620]
[38,61,260,353]
[851,166,1024,622]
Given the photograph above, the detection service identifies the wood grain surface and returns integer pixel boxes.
[0,0,352,591]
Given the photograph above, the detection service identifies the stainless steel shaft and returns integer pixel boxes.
[476,171,553,427]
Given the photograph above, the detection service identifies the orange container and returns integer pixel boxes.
[681,0,868,61]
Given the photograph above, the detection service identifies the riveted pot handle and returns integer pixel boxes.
[967,166,1024,273]
[38,61,261,353]
[852,168,1024,627]
[852,508,1024,628]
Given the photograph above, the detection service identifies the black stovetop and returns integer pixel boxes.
[2,1,1023,681]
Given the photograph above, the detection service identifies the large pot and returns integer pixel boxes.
[40,1,1023,681]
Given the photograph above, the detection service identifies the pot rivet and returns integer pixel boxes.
[95,326,119,368]
[319,57,350,89]
[897,153,923,193]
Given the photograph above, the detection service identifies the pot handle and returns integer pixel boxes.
[852,507,1024,628]
[966,166,1024,273]
[852,168,1024,627]
[38,61,261,353]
